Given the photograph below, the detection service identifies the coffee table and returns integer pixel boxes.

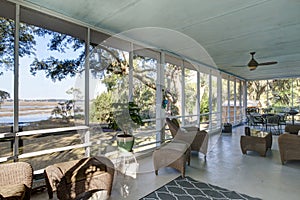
[240,129,272,157]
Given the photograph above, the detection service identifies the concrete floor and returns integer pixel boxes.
[31,125,300,200]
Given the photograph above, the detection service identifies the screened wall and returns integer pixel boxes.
[0,1,245,173]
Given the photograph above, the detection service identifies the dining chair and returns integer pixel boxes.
[278,113,287,133]
[265,115,280,135]
[248,114,265,130]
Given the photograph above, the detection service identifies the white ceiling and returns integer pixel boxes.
[15,0,300,80]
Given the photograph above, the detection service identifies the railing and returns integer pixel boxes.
[0,126,90,163]
[0,113,223,177]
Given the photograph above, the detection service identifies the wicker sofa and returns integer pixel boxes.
[278,124,300,164]
[0,162,33,200]
[44,156,115,200]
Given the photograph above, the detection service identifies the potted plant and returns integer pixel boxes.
[116,130,135,152]
[113,102,143,152]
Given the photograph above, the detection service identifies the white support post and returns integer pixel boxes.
[291,79,294,107]
[156,52,165,145]
[196,72,200,127]
[233,79,237,124]
[239,80,243,123]
[208,71,212,130]
[244,81,248,113]
[227,78,230,123]
[217,73,222,129]
[84,28,90,157]
[13,4,20,162]
[266,80,269,107]
[129,43,134,102]
[181,61,185,126]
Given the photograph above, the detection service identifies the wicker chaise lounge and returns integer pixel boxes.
[44,156,115,200]
[166,118,208,157]
[0,162,33,200]
[153,138,190,177]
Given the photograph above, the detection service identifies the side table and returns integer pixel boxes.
[103,150,139,198]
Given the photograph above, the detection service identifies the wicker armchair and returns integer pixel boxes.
[44,156,115,200]
[166,118,208,157]
[0,162,33,200]
[278,133,300,164]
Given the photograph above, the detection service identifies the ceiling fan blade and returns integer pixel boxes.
[257,61,278,66]
[231,65,246,68]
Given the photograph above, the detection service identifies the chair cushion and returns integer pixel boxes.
[65,168,106,184]
[63,157,108,184]
[160,142,189,152]
[0,183,26,199]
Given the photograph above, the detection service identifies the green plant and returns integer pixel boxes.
[128,102,144,126]
[110,102,144,133]
[107,111,119,130]
[200,93,209,122]
[0,90,10,108]
[51,100,74,119]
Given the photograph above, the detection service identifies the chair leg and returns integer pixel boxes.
[44,172,54,199]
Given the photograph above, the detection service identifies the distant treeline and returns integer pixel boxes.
[6,99,68,102]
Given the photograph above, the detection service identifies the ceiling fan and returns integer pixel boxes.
[235,52,278,71]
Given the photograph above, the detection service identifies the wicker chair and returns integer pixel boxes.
[265,115,280,135]
[166,118,208,157]
[44,156,115,200]
[0,162,33,200]
[278,133,300,164]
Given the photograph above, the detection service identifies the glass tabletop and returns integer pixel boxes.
[250,129,269,137]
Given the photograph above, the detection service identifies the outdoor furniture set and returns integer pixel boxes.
[1,121,298,199]
[247,112,287,135]
[0,117,208,199]
[0,156,114,200]
[241,124,300,164]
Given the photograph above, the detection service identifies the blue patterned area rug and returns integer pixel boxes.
[140,176,261,200]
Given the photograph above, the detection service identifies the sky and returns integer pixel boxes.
[0,35,80,100]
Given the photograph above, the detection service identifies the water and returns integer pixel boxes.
[1,105,54,109]
[0,104,54,124]
[0,113,51,124]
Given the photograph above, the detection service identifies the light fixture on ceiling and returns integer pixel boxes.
[247,52,259,71]
[247,52,278,71]
[232,52,278,71]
